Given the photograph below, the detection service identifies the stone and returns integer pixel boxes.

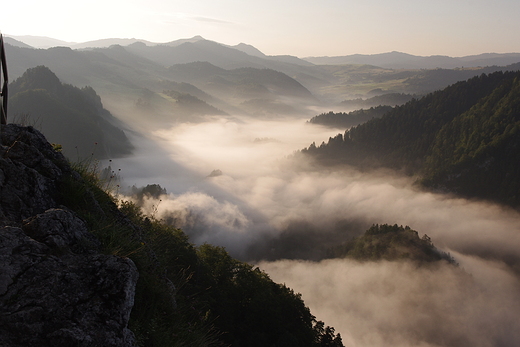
[22,208,101,253]
[0,125,139,346]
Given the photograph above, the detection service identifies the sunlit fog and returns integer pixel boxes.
[5,32,520,347]
[107,114,520,346]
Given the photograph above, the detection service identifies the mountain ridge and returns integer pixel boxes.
[304,51,520,69]
[6,35,520,125]
[8,34,520,70]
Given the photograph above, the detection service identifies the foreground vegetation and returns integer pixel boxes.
[60,161,343,346]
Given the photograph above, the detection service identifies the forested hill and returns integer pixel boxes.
[300,70,520,207]
[9,66,133,160]
[327,224,456,264]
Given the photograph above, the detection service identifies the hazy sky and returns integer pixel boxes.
[3,0,520,57]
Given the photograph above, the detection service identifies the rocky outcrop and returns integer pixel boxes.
[0,124,68,222]
[0,124,138,346]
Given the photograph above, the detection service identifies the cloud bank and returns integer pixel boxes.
[111,115,520,344]
[113,116,520,262]
[258,255,520,347]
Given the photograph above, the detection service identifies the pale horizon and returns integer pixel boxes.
[5,33,520,59]
[3,0,520,58]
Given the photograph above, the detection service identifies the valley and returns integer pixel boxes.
[4,35,520,346]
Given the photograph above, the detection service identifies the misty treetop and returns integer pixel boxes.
[328,224,456,264]
[339,93,416,110]
[301,70,520,207]
[308,106,393,129]
[8,65,133,160]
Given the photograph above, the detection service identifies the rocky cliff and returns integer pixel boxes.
[0,124,345,347]
[0,124,138,347]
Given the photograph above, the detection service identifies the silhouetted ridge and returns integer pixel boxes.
[10,64,61,91]
[9,66,133,159]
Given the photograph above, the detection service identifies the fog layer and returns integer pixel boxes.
[259,255,520,347]
[113,116,520,263]
[110,115,520,344]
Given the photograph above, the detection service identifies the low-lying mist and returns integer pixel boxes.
[108,115,520,345]
[259,255,520,347]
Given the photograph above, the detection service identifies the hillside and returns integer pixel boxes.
[161,89,227,118]
[9,35,520,70]
[300,70,520,207]
[9,66,133,160]
[0,124,343,346]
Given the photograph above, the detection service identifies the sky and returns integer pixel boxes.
[3,0,520,57]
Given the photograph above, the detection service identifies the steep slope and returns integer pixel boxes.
[9,66,133,160]
[160,89,227,120]
[126,38,313,71]
[0,124,344,346]
[6,35,75,49]
[168,62,316,100]
[0,125,138,346]
[301,71,520,206]
[3,36,33,48]
[422,75,520,205]
[6,43,319,119]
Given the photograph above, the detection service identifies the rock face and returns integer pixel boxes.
[0,125,138,347]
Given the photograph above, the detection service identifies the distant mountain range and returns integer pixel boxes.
[5,35,156,49]
[4,40,319,124]
[7,34,520,70]
[4,34,520,127]
[303,51,520,70]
